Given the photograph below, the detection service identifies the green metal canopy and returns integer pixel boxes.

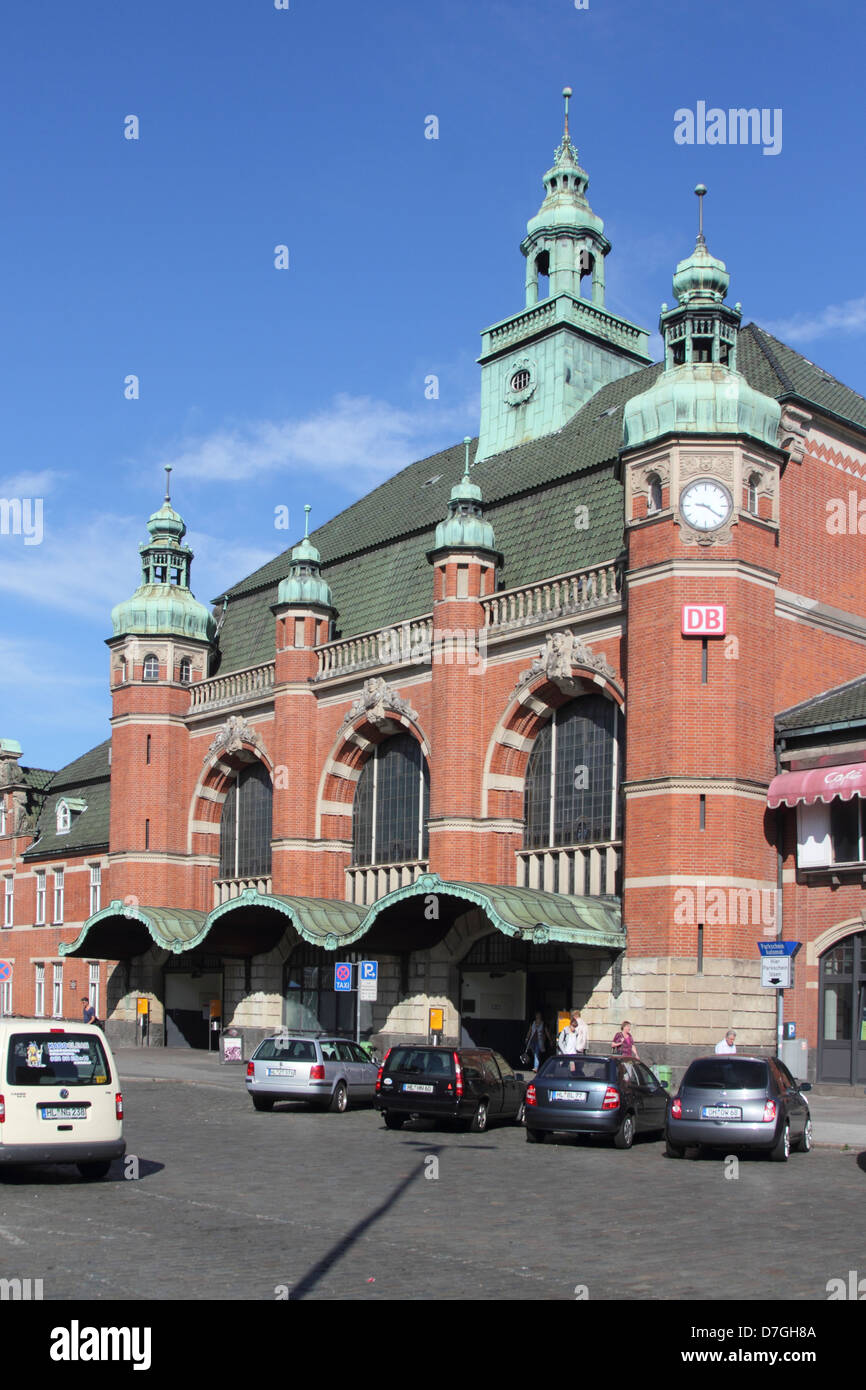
[62,877,622,961]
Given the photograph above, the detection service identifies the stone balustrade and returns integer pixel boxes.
[482,561,622,632]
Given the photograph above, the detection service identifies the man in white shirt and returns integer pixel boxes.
[558,1011,588,1055]
[715,1029,737,1054]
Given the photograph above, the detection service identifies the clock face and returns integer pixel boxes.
[680,479,733,531]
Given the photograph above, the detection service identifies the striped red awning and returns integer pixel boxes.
[767,762,866,809]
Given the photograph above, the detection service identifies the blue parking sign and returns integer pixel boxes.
[334,962,353,992]
[359,961,378,982]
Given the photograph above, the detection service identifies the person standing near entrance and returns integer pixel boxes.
[524,1011,552,1070]
[611,1020,640,1060]
[572,1009,588,1053]
[557,1013,580,1055]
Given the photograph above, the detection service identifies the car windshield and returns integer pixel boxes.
[255,1038,317,1062]
[683,1059,769,1090]
[540,1057,611,1082]
[7,1033,111,1086]
[385,1048,454,1076]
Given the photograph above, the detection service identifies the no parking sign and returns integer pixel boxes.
[334,962,353,993]
[0,961,11,982]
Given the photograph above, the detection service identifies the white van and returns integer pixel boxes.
[0,1019,125,1180]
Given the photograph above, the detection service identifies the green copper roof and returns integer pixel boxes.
[672,235,730,305]
[63,878,623,961]
[431,440,498,555]
[526,88,603,240]
[276,505,334,609]
[623,363,781,450]
[111,472,216,643]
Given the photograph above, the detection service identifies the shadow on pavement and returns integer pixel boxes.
[0,1156,164,1184]
[289,1147,443,1299]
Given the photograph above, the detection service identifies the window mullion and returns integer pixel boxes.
[548,714,557,848]
[371,752,378,865]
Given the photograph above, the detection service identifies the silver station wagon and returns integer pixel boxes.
[245,1034,379,1113]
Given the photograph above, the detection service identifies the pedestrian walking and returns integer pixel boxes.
[611,1020,639,1060]
[715,1029,737,1054]
[81,996,96,1025]
[523,1011,552,1070]
[572,1009,588,1053]
[557,1013,580,1055]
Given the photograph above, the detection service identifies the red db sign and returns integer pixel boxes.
[682,604,726,636]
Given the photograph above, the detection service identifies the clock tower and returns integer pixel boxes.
[618,188,787,1061]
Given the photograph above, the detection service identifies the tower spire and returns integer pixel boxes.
[562,85,572,141]
[695,182,707,246]
[164,465,172,504]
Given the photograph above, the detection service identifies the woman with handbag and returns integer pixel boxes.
[523,1012,552,1070]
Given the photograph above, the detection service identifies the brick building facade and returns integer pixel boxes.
[2,100,865,1081]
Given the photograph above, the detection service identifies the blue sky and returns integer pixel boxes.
[1,0,864,771]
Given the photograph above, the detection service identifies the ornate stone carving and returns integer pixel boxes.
[513,629,618,697]
[778,404,811,464]
[681,453,734,482]
[206,715,264,759]
[342,677,418,730]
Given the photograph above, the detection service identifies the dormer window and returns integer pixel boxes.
[143,654,159,682]
[56,801,71,834]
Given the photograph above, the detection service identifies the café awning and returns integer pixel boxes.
[767,762,866,809]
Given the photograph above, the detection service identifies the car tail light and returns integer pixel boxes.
[671,1098,682,1119]
[762,1099,777,1123]
[602,1086,620,1111]
[525,1084,537,1107]
[375,1066,384,1093]
[0,1095,5,1123]
[246,1061,254,1078]
[453,1052,463,1099]
[115,1093,123,1120]
[310,1064,325,1080]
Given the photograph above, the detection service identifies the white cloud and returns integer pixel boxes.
[154,393,472,491]
[0,469,66,497]
[765,295,866,343]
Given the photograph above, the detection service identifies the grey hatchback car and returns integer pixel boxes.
[245,1035,379,1112]
[665,1054,813,1161]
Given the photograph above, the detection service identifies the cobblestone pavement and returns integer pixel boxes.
[1,1080,863,1302]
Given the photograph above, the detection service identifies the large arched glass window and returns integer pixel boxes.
[352,733,430,866]
[524,694,622,848]
[219,762,273,878]
[142,654,159,682]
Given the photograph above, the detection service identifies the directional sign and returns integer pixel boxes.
[334,962,353,993]
[758,941,800,957]
[358,961,378,1002]
[761,956,792,988]
[0,961,11,982]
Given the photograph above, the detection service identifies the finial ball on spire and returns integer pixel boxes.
[563,86,572,98]
[694,183,707,197]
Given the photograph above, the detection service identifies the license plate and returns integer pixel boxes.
[550,1090,587,1103]
[266,1067,295,1076]
[403,1083,434,1093]
[41,1106,86,1120]
[702,1106,742,1120]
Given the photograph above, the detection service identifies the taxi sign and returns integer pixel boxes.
[334,962,353,992]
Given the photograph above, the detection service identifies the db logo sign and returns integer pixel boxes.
[682,603,726,636]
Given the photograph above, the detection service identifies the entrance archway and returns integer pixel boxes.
[459,933,573,1067]
[819,930,866,1083]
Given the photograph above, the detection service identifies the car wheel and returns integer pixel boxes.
[525,1127,547,1143]
[770,1121,790,1163]
[613,1112,636,1150]
[794,1117,813,1153]
[77,1160,111,1180]
[665,1137,685,1158]
[383,1112,405,1129]
[329,1081,349,1114]
[470,1101,489,1134]
[252,1096,274,1112]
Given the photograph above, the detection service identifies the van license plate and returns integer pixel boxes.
[403,1083,434,1093]
[702,1106,742,1120]
[41,1107,86,1120]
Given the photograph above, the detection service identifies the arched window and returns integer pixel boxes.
[524,695,622,849]
[142,654,159,682]
[178,657,192,685]
[647,474,663,514]
[219,762,273,879]
[746,473,761,515]
[56,801,71,834]
[352,733,429,866]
